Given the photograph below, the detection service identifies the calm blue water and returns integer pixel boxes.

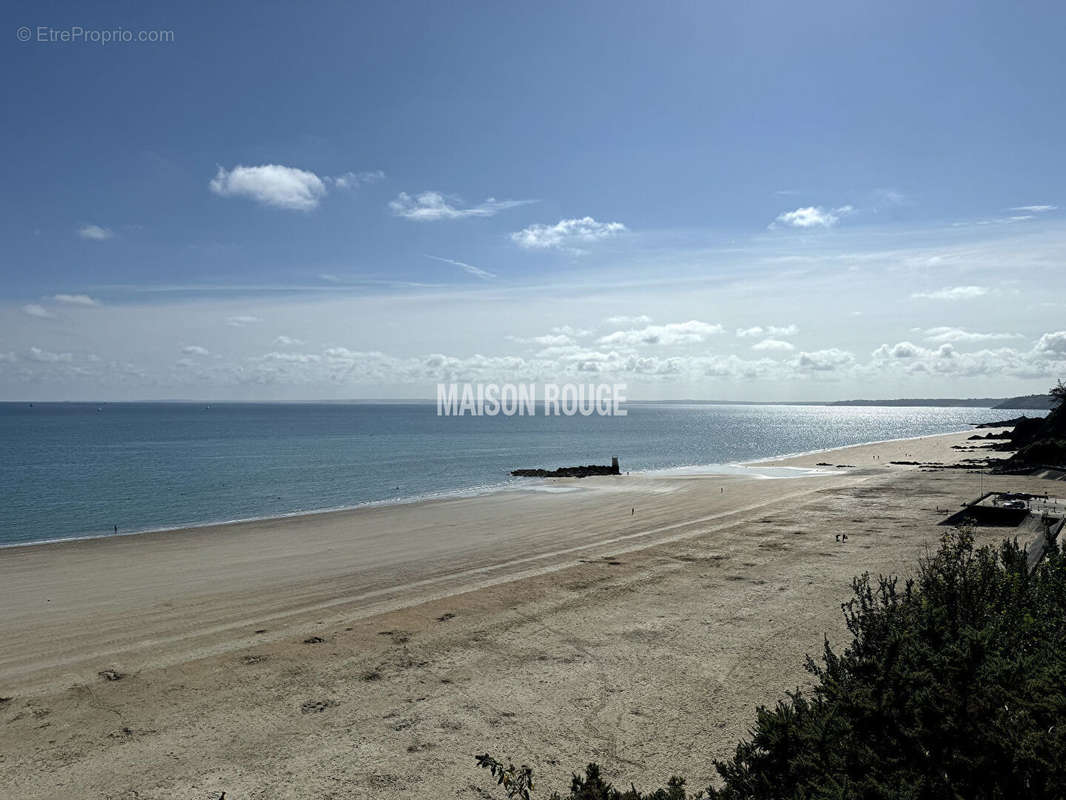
[0,402,1034,546]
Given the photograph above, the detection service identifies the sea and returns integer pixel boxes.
[0,402,1037,547]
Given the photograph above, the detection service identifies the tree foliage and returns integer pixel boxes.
[1000,379,1066,468]
[1050,378,1066,408]
[478,754,536,800]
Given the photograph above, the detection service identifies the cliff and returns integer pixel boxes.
[994,387,1066,470]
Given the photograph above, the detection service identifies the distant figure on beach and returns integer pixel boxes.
[113,524,118,534]
[631,507,634,515]
[842,533,848,542]
[720,487,724,493]
[835,534,840,542]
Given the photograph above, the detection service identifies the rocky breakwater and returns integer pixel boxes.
[512,456,621,478]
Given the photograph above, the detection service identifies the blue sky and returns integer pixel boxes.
[2,1,1064,400]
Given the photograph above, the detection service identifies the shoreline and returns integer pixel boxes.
[746,426,991,464]
[1,427,1042,799]
[1,426,1003,551]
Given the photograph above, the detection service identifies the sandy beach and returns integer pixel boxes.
[0,428,1050,799]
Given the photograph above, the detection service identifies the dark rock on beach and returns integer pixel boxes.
[983,386,1066,473]
[512,458,620,479]
[973,416,1033,429]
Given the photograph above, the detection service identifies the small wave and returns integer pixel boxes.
[0,479,524,550]
[642,463,844,479]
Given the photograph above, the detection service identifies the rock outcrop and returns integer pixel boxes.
[512,457,620,478]
[992,391,1066,471]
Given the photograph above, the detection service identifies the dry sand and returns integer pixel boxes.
[0,429,1050,799]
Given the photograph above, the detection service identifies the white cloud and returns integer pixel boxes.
[736,324,798,338]
[771,206,852,229]
[22,304,53,318]
[226,315,261,327]
[604,314,652,327]
[921,326,1021,344]
[54,294,100,306]
[550,325,592,338]
[1035,330,1066,356]
[911,285,991,301]
[873,189,907,206]
[259,351,322,364]
[874,341,923,359]
[792,348,855,372]
[958,212,1046,227]
[868,336,1066,379]
[511,217,627,251]
[389,191,534,221]
[751,338,795,352]
[425,255,496,280]
[327,170,385,189]
[702,354,780,380]
[531,333,574,346]
[1009,205,1057,213]
[597,320,723,346]
[209,164,328,211]
[508,329,588,347]
[78,224,113,240]
[27,347,72,363]
[182,345,210,356]
[274,335,303,346]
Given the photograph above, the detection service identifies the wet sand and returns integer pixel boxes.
[0,428,1043,799]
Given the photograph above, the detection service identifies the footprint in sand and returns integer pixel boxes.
[300,699,337,714]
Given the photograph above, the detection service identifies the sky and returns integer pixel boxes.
[2,0,1064,401]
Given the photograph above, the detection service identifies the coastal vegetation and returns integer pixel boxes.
[998,379,1066,470]
[480,525,1066,798]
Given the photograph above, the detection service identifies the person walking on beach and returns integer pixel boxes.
[113,524,118,534]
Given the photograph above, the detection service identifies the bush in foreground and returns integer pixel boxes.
[479,530,1066,799]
